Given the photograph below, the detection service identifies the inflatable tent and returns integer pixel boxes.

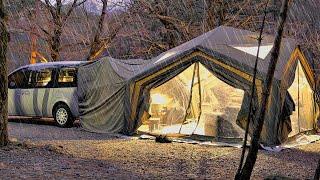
[77,26,318,145]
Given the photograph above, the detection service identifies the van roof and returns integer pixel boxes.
[11,61,87,74]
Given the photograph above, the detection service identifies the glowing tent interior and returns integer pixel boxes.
[286,49,318,137]
[77,26,318,145]
[137,63,245,138]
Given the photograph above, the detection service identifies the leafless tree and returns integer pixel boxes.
[42,0,87,61]
[120,0,276,59]
[236,0,290,179]
[87,0,126,61]
[87,0,108,60]
[0,0,10,147]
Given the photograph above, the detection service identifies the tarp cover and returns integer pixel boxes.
[77,26,317,145]
[78,59,127,133]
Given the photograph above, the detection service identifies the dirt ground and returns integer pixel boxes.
[1,120,319,179]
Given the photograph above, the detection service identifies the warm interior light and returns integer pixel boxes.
[151,93,169,104]
[138,63,246,137]
[160,121,206,135]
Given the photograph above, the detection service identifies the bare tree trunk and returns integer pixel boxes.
[87,0,108,61]
[315,159,320,180]
[44,0,87,61]
[151,1,190,48]
[237,0,289,179]
[205,0,225,28]
[0,0,9,147]
[235,1,270,178]
[205,0,215,31]
[50,0,63,61]
[216,0,225,26]
[271,0,278,21]
[51,23,62,61]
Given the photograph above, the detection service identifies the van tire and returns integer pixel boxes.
[53,103,74,128]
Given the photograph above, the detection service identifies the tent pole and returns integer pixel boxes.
[310,50,318,131]
[192,62,202,135]
[178,63,197,133]
[298,62,301,133]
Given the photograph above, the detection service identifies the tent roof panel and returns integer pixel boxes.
[102,26,297,81]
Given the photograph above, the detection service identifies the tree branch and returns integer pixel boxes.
[63,0,87,23]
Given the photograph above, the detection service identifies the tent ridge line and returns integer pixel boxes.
[282,47,315,89]
[296,47,315,88]
[197,46,267,81]
[196,51,264,105]
[195,51,263,85]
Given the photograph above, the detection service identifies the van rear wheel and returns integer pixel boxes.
[53,104,74,128]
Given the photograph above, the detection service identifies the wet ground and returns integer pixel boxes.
[1,119,319,179]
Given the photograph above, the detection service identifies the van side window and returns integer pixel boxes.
[58,67,77,87]
[8,69,31,89]
[31,68,54,88]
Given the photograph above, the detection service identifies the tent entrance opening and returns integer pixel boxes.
[137,63,246,138]
[288,61,315,137]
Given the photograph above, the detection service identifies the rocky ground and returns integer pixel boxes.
[1,119,319,179]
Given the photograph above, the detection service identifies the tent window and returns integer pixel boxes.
[232,45,273,59]
[138,63,245,138]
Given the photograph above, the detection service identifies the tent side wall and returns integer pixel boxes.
[77,58,128,133]
[281,48,318,136]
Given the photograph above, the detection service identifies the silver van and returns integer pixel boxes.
[8,61,86,127]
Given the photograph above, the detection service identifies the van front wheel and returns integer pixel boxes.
[53,104,74,128]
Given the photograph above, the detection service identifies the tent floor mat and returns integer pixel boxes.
[137,132,320,151]
[136,131,244,144]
